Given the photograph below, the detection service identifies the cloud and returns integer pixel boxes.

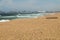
[0,0,60,11]
[0,0,38,11]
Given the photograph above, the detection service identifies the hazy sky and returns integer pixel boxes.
[0,0,60,11]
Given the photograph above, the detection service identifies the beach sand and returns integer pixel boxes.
[0,13,60,40]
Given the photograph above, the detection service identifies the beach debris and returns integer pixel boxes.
[46,17,58,19]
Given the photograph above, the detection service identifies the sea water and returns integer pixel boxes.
[16,13,51,18]
[0,13,54,22]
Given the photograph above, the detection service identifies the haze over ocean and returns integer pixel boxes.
[0,0,60,12]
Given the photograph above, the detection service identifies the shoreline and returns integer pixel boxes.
[0,13,60,40]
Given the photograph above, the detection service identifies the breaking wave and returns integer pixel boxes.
[0,13,55,22]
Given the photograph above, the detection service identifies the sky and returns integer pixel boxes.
[0,0,60,12]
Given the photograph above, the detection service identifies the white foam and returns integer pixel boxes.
[0,20,10,22]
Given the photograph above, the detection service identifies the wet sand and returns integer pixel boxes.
[0,13,60,40]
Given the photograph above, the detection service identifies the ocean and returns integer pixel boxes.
[0,13,54,20]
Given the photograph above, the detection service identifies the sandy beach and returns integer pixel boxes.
[0,13,60,40]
